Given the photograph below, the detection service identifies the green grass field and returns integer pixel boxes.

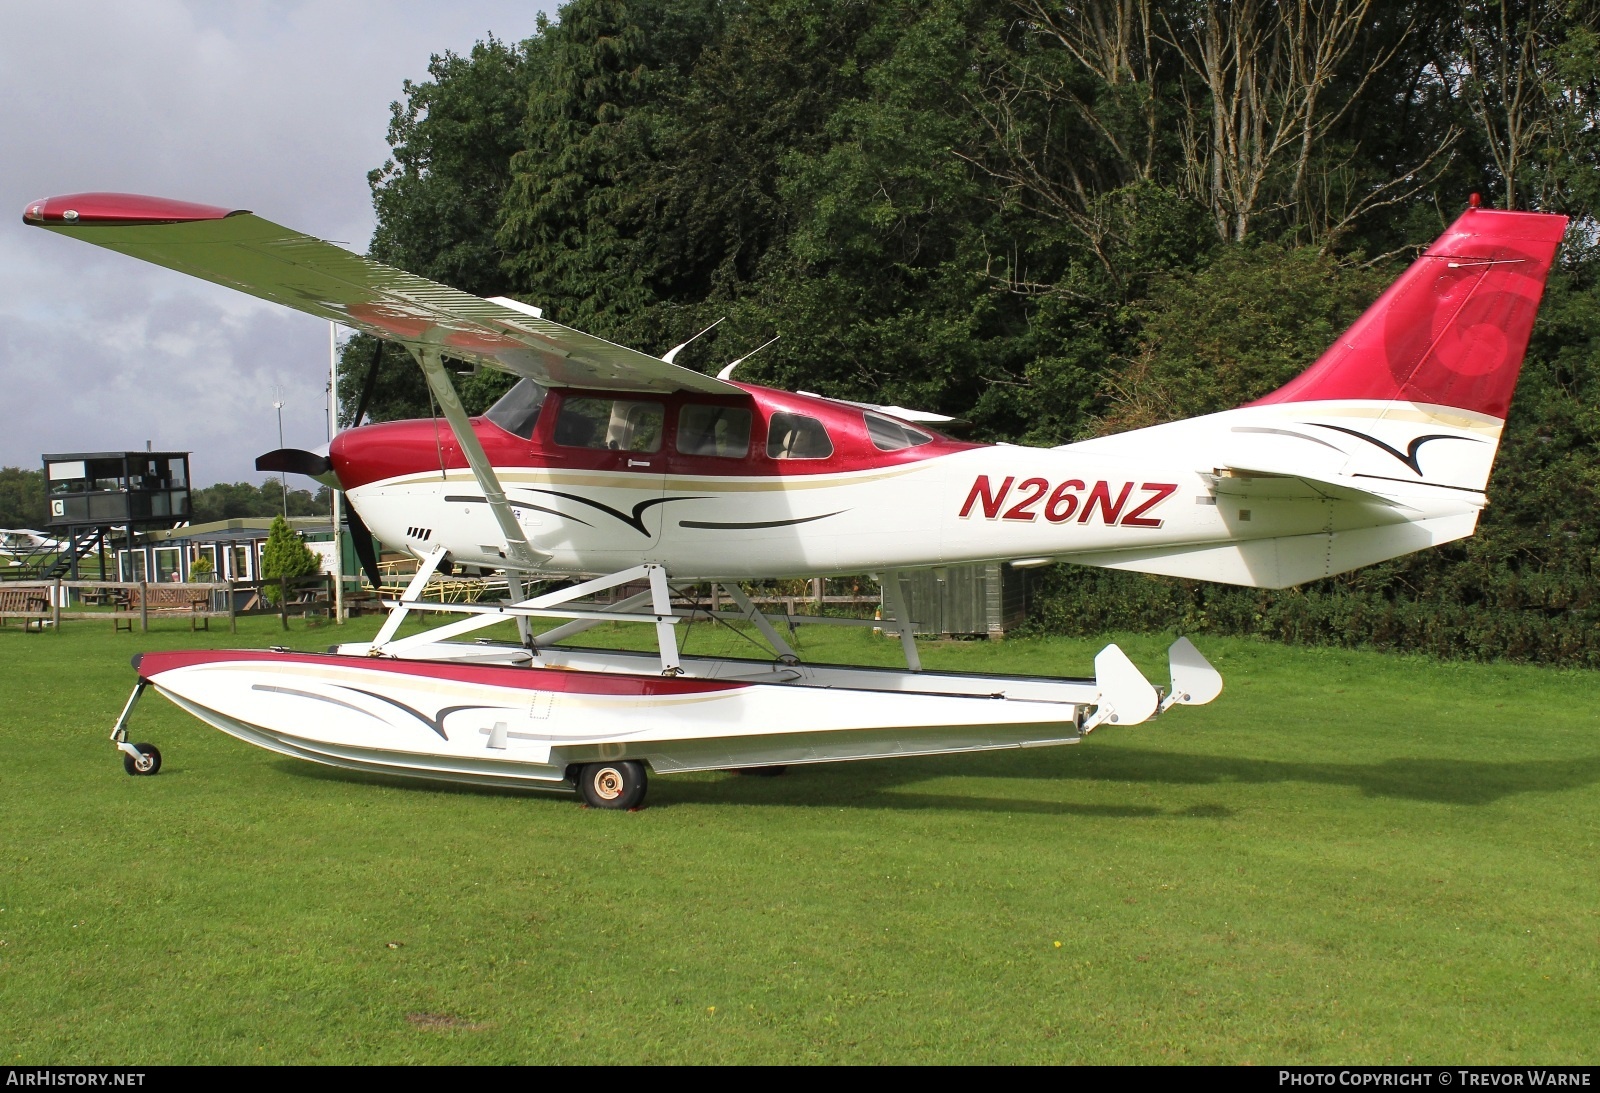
[1,612,1596,1064]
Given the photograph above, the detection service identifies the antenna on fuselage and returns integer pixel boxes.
[717,336,780,381]
[662,317,725,365]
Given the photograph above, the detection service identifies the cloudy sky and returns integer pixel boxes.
[1,1,548,485]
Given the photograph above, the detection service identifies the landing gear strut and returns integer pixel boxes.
[110,680,161,777]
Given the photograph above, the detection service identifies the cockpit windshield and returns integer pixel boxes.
[484,378,548,440]
[864,411,933,452]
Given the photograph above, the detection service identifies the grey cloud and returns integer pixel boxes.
[1,0,546,484]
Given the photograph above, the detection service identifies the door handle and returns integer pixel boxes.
[628,459,652,468]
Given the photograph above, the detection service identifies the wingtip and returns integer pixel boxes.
[23,192,246,227]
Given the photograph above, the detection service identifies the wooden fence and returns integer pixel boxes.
[1,574,881,633]
[0,575,335,633]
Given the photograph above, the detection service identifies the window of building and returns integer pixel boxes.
[153,547,181,582]
[554,397,664,452]
[677,405,752,458]
[119,550,147,583]
[767,413,834,459]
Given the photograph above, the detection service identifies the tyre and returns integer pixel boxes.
[123,743,162,776]
[575,760,647,809]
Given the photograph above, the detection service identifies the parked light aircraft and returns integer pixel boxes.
[26,192,1566,808]
[0,529,65,566]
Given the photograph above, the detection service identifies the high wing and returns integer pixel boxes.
[23,192,739,396]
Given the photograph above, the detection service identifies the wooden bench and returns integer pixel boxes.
[119,585,213,631]
[0,586,50,631]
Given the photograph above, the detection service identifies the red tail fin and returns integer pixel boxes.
[1251,207,1567,418]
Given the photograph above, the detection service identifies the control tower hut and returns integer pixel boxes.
[42,451,192,579]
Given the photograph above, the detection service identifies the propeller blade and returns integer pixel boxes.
[350,337,384,429]
[346,504,383,591]
[255,448,331,477]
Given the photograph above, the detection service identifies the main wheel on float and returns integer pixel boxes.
[575,760,647,810]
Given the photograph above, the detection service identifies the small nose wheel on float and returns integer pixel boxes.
[109,679,162,776]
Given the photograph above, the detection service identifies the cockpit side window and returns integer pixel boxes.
[677,405,752,458]
[555,397,664,452]
[484,378,548,440]
[864,411,933,452]
[766,412,834,459]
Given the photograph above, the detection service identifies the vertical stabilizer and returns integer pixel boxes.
[1250,207,1567,419]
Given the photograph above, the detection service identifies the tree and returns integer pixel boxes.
[261,515,323,603]
[1454,0,1600,212]
[497,0,725,348]
[338,34,546,426]
[190,480,329,523]
[0,467,47,528]
[1089,241,1391,433]
[336,0,1600,662]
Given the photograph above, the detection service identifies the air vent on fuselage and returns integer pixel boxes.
[406,526,433,542]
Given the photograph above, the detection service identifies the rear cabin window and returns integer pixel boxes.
[864,411,933,452]
[677,405,752,458]
[766,412,834,460]
[554,397,664,452]
[484,378,548,440]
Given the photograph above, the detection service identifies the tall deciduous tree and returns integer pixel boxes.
[0,467,47,529]
[332,0,1600,662]
[340,35,544,424]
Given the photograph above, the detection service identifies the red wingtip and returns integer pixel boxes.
[22,192,245,226]
[1249,208,1568,419]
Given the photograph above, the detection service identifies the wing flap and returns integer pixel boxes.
[31,200,739,396]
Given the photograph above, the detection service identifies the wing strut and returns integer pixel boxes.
[411,346,548,574]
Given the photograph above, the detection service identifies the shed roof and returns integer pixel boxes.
[144,517,332,543]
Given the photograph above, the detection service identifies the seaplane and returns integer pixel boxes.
[25,192,1566,808]
[1,529,66,567]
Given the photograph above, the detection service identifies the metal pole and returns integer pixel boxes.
[273,391,287,518]
[330,322,344,625]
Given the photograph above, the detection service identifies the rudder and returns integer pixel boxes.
[1250,205,1568,420]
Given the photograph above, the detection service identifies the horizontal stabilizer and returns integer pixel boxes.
[1213,467,1407,506]
[1063,511,1480,588]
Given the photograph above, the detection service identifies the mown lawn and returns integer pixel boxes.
[1,612,1596,1063]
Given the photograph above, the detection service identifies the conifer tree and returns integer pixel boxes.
[261,516,322,603]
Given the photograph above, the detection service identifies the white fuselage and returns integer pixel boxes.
[347,400,1493,587]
